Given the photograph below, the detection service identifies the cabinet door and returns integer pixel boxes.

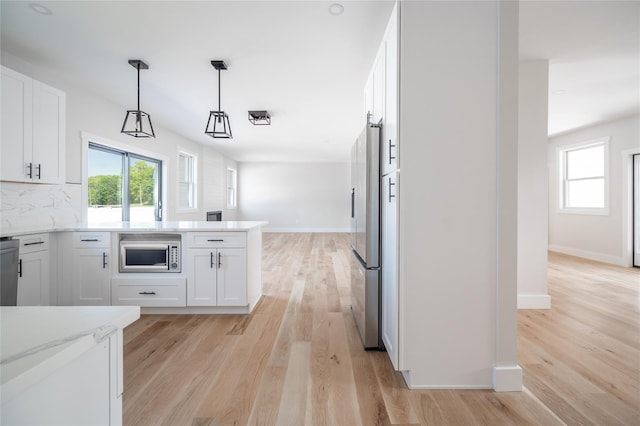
[17,251,50,306]
[72,248,111,305]
[32,80,65,184]
[187,248,217,306]
[372,44,386,125]
[364,71,374,126]
[381,10,398,175]
[381,171,399,369]
[1,66,32,182]
[216,248,247,306]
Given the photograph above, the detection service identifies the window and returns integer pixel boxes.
[227,168,237,208]
[88,143,162,223]
[558,137,609,214]
[178,151,197,210]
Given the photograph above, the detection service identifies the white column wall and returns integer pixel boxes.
[517,60,551,309]
[398,0,520,389]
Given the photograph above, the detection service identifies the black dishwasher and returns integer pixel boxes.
[0,238,20,306]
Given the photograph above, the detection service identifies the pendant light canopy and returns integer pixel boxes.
[205,60,232,139]
[121,59,155,138]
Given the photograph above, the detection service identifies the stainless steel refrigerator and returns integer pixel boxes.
[350,123,382,349]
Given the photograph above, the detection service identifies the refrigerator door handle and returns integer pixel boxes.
[351,188,355,218]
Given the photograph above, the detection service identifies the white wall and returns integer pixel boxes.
[517,60,550,309]
[548,114,640,266]
[398,1,520,389]
[0,51,232,223]
[238,162,350,232]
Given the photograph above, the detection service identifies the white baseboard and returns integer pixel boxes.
[518,294,551,309]
[493,365,523,392]
[548,244,628,267]
[262,227,349,233]
[400,371,491,390]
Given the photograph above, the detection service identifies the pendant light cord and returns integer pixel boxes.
[137,62,141,112]
[218,68,221,112]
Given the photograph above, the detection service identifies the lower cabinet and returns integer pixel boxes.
[111,277,186,307]
[187,248,247,306]
[57,232,111,306]
[381,170,399,369]
[71,247,111,305]
[17,234,50,306]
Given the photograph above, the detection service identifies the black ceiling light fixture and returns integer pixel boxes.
[121,59,155,138]
[248,110,271,125]
[205,60,232,139]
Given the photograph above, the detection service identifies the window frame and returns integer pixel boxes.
[227,167,237,209]
[177,150,198,211]
[557,137,610,216]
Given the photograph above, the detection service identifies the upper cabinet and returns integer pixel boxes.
[1,66,65,184]
[381,5,398,175]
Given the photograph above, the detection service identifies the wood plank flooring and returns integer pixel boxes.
[122,233,640,425]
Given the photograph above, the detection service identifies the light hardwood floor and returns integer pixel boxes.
[122,233,640,425]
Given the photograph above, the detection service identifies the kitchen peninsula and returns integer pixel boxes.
[2,221,267,314]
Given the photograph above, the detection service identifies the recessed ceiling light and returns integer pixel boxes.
[328,3,344,16]
[29,3,53,15]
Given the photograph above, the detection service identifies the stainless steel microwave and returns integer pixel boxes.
[119,233,181,273]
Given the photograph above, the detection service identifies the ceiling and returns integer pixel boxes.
[519,0,639,136]
[1,1,638,163]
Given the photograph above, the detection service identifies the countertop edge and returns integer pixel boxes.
[1,221,269,238]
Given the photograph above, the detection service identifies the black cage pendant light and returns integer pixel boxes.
[205,60,232,139]
[121,59,155,138]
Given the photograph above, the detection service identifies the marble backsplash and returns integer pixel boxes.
[0,182,82,231]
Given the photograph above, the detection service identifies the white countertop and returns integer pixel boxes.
[0,306,140,403]
[1,220,268,238]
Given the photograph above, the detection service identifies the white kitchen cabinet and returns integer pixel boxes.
[372,43,386,125]
[216,248,247,306]
[381,171,399,369]
[71,248,111,305]
[381,4,399,175]
[1,306,139,426]
[0,66,65,184]
[17,233,50,306]
[57,232,111,306]
[186,233,248,307]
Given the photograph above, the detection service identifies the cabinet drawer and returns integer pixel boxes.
[73,232,110,248]
[111,277,186,307]
[19,233,49,254]
[187,232,246,248]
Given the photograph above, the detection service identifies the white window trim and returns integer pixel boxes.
[226,167,237,209]
[177,149,198,212]
[557,136,610,216]
[80,131,169,223]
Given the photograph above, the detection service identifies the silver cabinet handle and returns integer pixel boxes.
[102,252,108,268]
[388,177,396,203]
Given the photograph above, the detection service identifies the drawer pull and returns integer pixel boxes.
[139,291,157,295]
[18,259,22,278]
[207,239,224,242]
[102,252,108,268]
[81,239,99,242]
[23,241,45,246]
